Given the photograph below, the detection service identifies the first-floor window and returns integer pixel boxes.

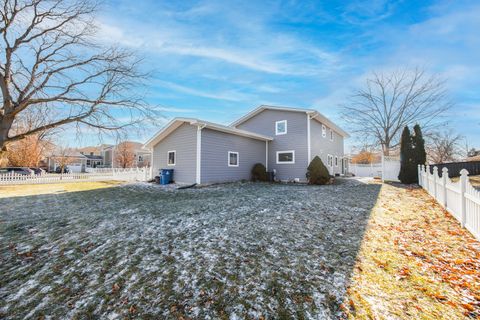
[228,151,239,167]
[335,156,338,166]
[167,150,176,165]
[327,154,333,167]
[277,150,295,164]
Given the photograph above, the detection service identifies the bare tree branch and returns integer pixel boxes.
[0,0,153,156]
[341,68,452,155]
[427,130,464,164]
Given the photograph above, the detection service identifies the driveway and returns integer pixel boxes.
[0,180,380,319]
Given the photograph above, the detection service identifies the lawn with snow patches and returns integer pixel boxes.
[0,180,380,319]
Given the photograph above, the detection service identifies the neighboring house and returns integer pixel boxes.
[144,105,349,184]
[102,141,151,168]
[47,149,88,172]
[78,145,107,168]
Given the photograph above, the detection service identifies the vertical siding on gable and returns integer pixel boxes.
[310,119,345,175]
[152,123,197,184]
[201,128,266,184]
[236,110,308,181]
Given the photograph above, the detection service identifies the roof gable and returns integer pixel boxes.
[230,105,350,138]
[144,118,273,149]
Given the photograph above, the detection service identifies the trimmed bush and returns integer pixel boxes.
[306,156,330,185]
[251,163,267,182]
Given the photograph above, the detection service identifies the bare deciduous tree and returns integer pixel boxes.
[51,145,77,173]
[114,141,135,168]
[0,0,151,158]
[427,130,463,164]
[350,150,379,164]
[6,109,55,166]
[342,68,452,155]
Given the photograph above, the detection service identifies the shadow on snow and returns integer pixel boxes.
[0,179,381,319]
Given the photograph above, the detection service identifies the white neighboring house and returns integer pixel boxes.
[47,149,88,173]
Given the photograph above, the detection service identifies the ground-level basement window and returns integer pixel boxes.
[167,150,176,166]
[276,150,295,164]
[228,151,239,167]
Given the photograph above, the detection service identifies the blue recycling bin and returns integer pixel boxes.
[159,169,174,184]
[160,175,169,185]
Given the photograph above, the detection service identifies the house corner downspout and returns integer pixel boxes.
[265,140,269,171]
[307,113,312,164]
[196,124,205,184]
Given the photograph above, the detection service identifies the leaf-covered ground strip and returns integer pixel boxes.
[344,183,480,319]
[0,180,380,319]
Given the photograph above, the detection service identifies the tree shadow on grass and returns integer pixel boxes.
[0,181,382,319]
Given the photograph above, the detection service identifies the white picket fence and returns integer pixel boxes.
[419,165,480,240]
[0,168,152,185]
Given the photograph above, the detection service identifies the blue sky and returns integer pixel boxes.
[74,0,479,150]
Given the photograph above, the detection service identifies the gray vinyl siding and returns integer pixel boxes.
[236,109,308,181]
[151,123,197,184]
[310,119,345,175]
[200,128,266,184]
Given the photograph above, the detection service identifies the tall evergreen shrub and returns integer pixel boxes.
[398,126,417,184]
[412,124,427,167]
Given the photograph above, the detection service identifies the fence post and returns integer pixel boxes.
[459,169,468,228]
[418,164,422,186]
[425,165,430,192]
[421,164,425,187]
[442,167,448,208]
[381,155,384,182]
[433,167,438,199]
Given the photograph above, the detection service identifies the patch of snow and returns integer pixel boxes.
[0,181,381,319]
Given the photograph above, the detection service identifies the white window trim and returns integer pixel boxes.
[275,120,287,135]
[322,125,327,138]
[330,129,334,141]
[335,156,338,167]
[276,150,295,164]
[327,154,333,167]
[228,151,239,167]
[167,150,176,166]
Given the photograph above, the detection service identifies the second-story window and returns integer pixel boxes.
[322,125,326,138]
[275,120,287,135]
[330,129,334,141]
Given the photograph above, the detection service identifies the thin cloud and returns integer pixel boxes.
[156,106,198,113]
[154,80,254,102]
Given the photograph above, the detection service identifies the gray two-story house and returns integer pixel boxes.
[144,105,349,184]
